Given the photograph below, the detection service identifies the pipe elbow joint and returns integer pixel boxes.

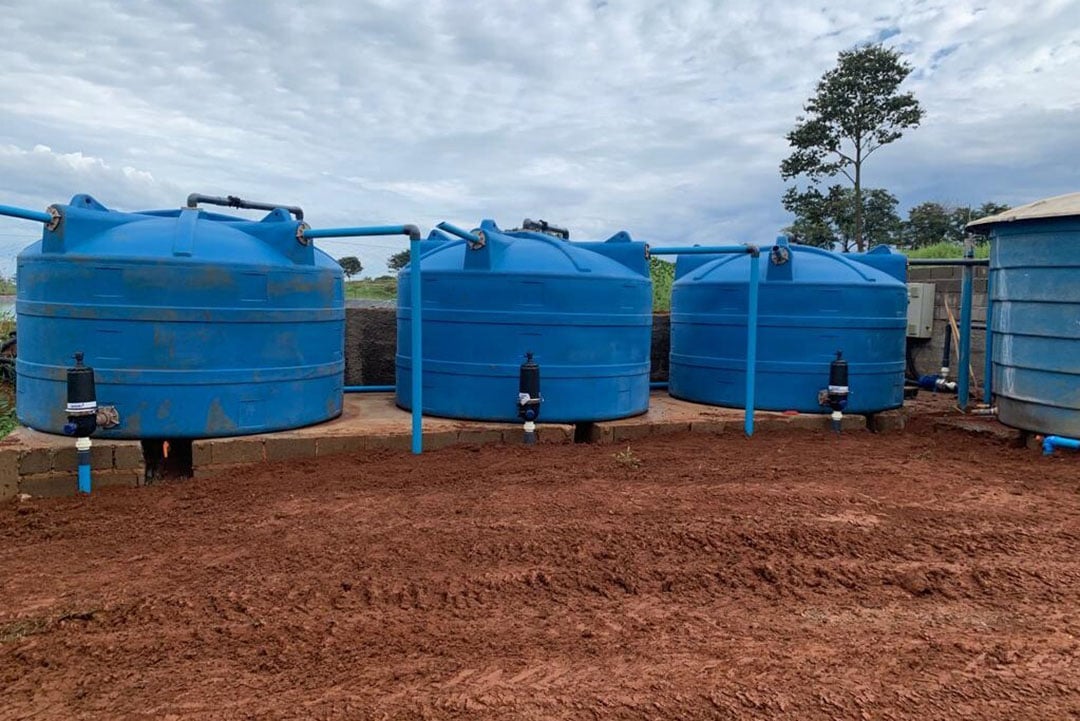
[745,244,760,258]
[403,224,421,241]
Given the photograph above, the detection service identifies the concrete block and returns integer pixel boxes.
[316,435,367,457]
[455,429,504,446]
[113,443,144,471]
[586,424,615,445]
[20,473,77,497]
[869,409,907,433]
[191,440,213,467]
[422,430,461,450]
[365,434,413,451]
[0,450,18,500]
[264,437,316,462]
[19,448,52,476]
[538,425,573,445]
[93,470,141,489]
[611,423,654,443]
[907,268,934,281]
[931,267,960,280]
[974,278,988,294]
[192,463,249,480]
[211,438,265,465]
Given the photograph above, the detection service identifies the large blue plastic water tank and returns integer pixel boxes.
[968,193,1080,437]
[16,195,344,438]
[668,238,907,413]
[396,220,652,422]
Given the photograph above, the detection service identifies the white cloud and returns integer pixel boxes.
[0,0,1077,277]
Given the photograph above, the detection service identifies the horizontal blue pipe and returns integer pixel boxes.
[435,221,481,243]
[0,203,53,224]
[303,224,420,240]
[344,385,395,393]
[650,245,756,256]
[1043,436,1080,456]
[650,381,668,389]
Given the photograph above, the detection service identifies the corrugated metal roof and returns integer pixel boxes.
[967,192,1080,233]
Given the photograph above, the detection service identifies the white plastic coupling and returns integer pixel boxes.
[75,437,92,451]
[831,411,842,423]
[523,421,536,433]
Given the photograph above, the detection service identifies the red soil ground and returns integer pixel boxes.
[2,418,1079,720]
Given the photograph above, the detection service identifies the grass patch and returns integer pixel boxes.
[651,257,674,312]
[904,242,989,259]
[345,276,397,301]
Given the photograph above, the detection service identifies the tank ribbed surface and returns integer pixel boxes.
[396,220,652,422]
[16,195,344,438]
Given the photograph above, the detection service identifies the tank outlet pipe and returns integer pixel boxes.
[648,243,760,436]
[435,222,483,247]
[650,381,669,390]
[344,385,395,393]
[968,406,997,416]
[62,353,98,494]
[0,202,62,230]
[186,193,304,221]
[1043,436,1080,456]
[298,223,424,454]
[518,352,542,445]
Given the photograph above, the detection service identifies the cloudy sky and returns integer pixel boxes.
[1,0,1078,277]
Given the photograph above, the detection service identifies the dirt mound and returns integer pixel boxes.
[1,424,1078,719]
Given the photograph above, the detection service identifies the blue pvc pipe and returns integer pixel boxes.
[410,236,422,454]
[0,203,53,224]
[984,268,993,405]
[344,385,394,393]
[958,255,974,410]
[650,381,668,389]
[435,221,481,244]
[303,224,418,240]
[1043,436,1080,456]
[745,252,760,437]
[77,461,91,494]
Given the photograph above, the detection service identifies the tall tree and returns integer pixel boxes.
[781,44,923,251]
[386,249,411,272]
[337,256,363,278]
[783,184,900,251]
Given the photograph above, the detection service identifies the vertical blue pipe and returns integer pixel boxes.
[983,267,993,405]
[958,260,973,411]
[744,252,760,436]
[410,237,422,454]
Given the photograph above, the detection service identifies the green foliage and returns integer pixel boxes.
[344,277,397,301]
[0,277,15,295]
[0,391,16,439]
[904,242,990,259]
[899,201,1010,248]
[781,44,923,251]
[650,257,674,311]
[387,250,411,272]
[336,256,363,278]
[783,185,901,251]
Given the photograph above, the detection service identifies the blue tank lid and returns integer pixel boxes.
[675,236,904,287]
[28,194,319,269]
[412,219,649,279]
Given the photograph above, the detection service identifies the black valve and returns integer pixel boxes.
[518,352,542,444]
[63,352,97,438]
[823,350,849,433]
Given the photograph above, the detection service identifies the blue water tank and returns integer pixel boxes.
[668,238,907,413]
[396,220,652,422]
[968,193,1080,437]
[16,195,344,438]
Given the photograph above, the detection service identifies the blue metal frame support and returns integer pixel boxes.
[648,243,759,436]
